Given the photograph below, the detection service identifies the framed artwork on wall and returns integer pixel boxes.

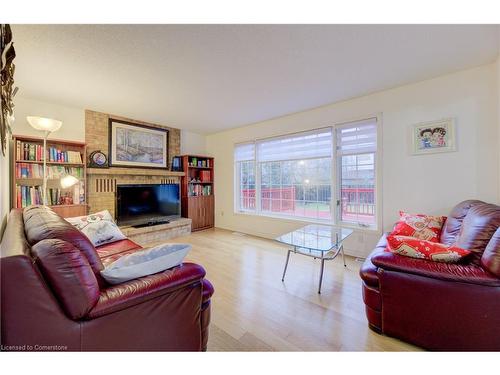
[411,118,456,155]
[108,119,169,169]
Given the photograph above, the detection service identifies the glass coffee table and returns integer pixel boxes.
[276,224,353,294]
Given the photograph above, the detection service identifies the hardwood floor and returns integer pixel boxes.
[162,228,421,351]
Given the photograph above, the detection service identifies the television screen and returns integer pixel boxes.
[116,184,180,226]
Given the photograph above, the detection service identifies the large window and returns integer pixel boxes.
[234,118,378,228]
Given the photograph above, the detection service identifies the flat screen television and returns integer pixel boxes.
[116,184,181,226]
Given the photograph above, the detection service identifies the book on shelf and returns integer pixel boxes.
[15,163,84,179]
[15,181,85,208]
[15,140,83,163]
[16,141,44,161]
[47,148,82,163]
[16,185,43,207]
[188,184,212,196]
[199,170,211,182]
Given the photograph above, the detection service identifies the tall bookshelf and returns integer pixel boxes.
[11,135,87,218]
[180,155,214,231]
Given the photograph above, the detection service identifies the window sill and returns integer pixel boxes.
[233,210,381,233]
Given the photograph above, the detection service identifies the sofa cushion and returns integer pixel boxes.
[481,228,500,277]
[440,200,485,246]
[23,206,104,275]
[66,210,126,247]
[454,203,500,264]
[386,235,470,263]
[390,211,445,242]
[371,251,500,287]
[101,243,191,284]
[32,239,100,320]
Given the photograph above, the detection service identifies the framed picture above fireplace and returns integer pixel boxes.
[109,119,169,169]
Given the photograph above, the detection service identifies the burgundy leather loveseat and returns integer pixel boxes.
[360,200,500,350]
[0,206,214,351]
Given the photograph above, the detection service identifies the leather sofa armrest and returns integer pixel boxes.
[87,262,207,319]
[202,279,214,304]
[371,252,500,287]
[359,232,389,287]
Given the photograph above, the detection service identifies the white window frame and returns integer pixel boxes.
[233,114,382,231]
[333,115,382,231]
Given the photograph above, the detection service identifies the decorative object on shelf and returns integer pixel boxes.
[108,118,168,169]
[27,116,65,205]
[88,150,108,168]
[1,24,17,157]
[171,156,182,172]
[411,118,456,155]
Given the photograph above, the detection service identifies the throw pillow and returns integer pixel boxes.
[386,235,471,263]
[100,243,191,284]
[66,210,126,247]
[390,211,446,242]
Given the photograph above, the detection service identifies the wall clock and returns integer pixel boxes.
[88,150,108,168]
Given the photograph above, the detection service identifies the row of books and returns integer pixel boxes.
[188,157,211,168]
[188,184,212,196]
[15,163,84,179]
[16,141,83,163]
[198,170,212,182]
[15,182,85,208]
[47,148,82,163]
[16,141,44,161]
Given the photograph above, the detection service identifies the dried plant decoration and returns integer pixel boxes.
[1,24,17,156]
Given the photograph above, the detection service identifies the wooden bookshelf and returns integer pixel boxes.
[11,135,88,218]
[180,155,214,231]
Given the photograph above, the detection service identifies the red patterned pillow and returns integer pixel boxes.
[390,211,446,242]
[386,235,470,263]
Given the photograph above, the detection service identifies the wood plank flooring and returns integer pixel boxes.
[158,228,421,351]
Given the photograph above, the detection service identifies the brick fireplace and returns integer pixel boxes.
[85,110,191,244]
[85,109,182,217]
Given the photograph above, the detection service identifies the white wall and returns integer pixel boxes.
[206,63,499,258]
[13,96,208,155]
[181,130,207,155]
[13,96,86,141]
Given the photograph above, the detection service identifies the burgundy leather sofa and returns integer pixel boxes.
[0,206,214,351]
[360,200,500,350]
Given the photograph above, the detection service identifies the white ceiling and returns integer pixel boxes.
[11,24,500,134]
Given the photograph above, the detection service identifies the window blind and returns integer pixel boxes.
[234,142,255,162]
[256,128,332,162]
[336,118,377,156]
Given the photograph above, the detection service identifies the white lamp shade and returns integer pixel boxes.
[60,175,79,189]
[27,116,62,132]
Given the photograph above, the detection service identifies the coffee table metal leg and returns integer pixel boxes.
[341,244,346,267]
[318,258,325,294]
[282,249,292,282]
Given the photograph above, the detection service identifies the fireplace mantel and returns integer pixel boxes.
[87,167,185,177]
